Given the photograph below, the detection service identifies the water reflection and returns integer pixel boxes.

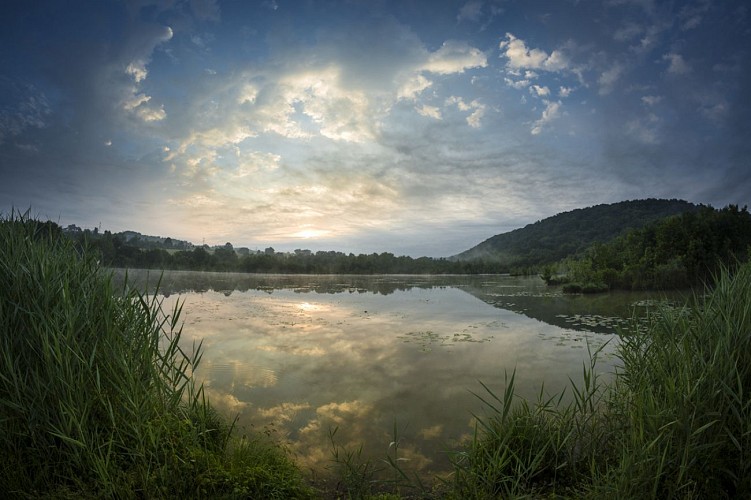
[114,270,681,478]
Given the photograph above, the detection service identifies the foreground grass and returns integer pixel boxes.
[0,214,313,498]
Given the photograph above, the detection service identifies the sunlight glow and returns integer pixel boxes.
[298,302,321,312]
[293,229,331,239]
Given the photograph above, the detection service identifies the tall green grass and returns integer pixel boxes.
[598,262,751,498]
[0,213,312,498]
[450,263,751,499]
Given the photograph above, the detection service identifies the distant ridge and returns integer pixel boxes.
[453,199,700,268]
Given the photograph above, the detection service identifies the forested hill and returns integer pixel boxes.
[453,199,699,268]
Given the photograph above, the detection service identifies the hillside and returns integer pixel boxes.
[453,199,699,268]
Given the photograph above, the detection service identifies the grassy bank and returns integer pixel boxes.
[0,214,313,498]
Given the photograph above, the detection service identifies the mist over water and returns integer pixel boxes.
[120,270,681,477]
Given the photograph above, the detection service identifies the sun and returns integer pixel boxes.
[293,228,330,239]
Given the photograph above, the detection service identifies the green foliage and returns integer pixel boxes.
[593,263,751,498]
[557,204,751,290]
[0,212,311,498]
[450,345,611,498]
[455,198,698,268]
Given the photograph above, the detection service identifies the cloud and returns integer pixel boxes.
[136,103,167,122]
[625,113,660,144]
[663,53,691,75]
[499,33,569,72]
[678,0,711,31]
[125,62,149,83]
[397,74,433,101]
[466,105,486,128]
[457,1,483,22]
[0,80,51,144]
[641,95,662,106]
[529,84,550,97]
[421,40,487,74]
[531,100,562,135]
[190,0,220,22]
[613,21,645,42]
[598,63,625,94]
[504,77,530,89]
[445,96,486,127]
[124,26,173,83]
[120,25,173,121]
[416,104,442,119]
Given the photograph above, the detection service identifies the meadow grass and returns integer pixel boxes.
[0,213,312,498]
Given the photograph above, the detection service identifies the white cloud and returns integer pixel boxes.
[663,53,691,75]
[499,33,569,72]
[416,104,442,120]
[136,104,167,122]
[641,95,662,106]
[679,0,711,31]
[466,105,485,128]
[123,93,166,121]
[233,151,282,177]
[598,63,625,94]
[0,83,51,144]
[124,26,173,83]
[625,113,660,144]
[279,67,375,142]
[613,22,644,42]
[531,100,561,135]
[126,61,148,83]
[504,77,530,89]
[559,86,573,98]
[446,96,485,127]
[120,25,173,122]
[397,74,433,101]
[123,93,151,111]
[421,40,487,74]
[457,1,483,22]
[190,0,221,22]
[529,85,550,97]
[700,102,728,122]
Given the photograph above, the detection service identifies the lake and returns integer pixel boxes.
[117,270,682,478]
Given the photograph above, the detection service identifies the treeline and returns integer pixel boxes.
[64,229,506,274]
[546,204,751,291]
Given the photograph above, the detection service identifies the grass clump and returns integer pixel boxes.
[597,262,751,498]
[0,213,312,498]
[450,262,751,499]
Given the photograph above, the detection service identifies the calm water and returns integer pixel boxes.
[117,270,683,477]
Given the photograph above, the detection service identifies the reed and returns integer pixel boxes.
[0,213,311,498]
[596,262,751,498]
[450,262,751,498]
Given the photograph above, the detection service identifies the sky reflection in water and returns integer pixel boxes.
[134,271,676,477]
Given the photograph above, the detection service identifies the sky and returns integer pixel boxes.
[1,0,750,257]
